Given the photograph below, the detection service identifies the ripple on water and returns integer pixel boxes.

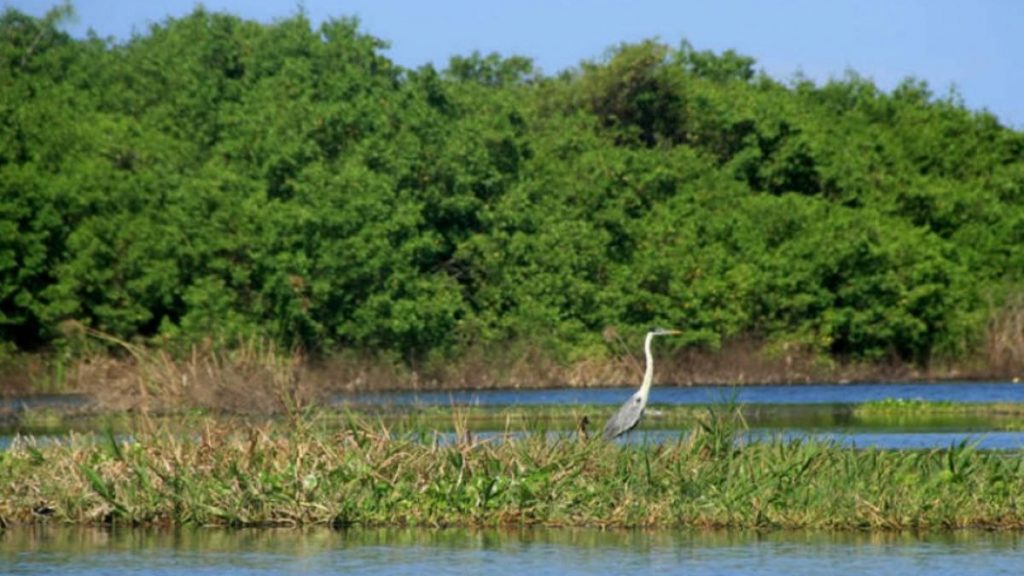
[2,527,1023,575]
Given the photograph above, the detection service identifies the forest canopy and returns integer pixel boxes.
[3,4,1023,369]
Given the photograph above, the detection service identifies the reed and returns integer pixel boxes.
[987,292,1024,375]
[55,326,312,414]
[3,409,1024,531]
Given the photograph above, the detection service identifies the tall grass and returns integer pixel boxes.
[55,325,311,414]
[3,409,1024,530]
[987,293,1024,375]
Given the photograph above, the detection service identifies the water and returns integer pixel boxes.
[718,429,1024,450]
[5,380,1024,451]
[408,428,1024,451]
[337,381,1024,407]
[0,394,88,414]
[325,381,1024,450]
[2,527,1022,575]
[4,427,1023,452]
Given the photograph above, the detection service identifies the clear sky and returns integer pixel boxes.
[9,0,1023,128]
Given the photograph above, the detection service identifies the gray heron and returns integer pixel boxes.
[602,328,681,439]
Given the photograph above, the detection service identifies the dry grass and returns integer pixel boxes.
[986,293,1024,375]
[60,328,312,414]
[0,355,55,397]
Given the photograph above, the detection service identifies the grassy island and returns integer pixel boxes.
[3,410,1024,531]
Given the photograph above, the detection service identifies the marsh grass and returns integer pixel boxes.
[848,400,1024,430]
[3,408,1024,531]
[56,326,312,414]
[855,399,959,414]
[854,399,1024,415]
[987,293,1024,375]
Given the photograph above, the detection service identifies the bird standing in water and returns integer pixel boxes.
[603,328,681,439]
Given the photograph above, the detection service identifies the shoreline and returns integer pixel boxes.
[1,346,1021,416]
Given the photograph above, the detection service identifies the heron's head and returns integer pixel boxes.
[649,327,682,337]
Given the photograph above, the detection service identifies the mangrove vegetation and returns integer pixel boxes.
[3,4,1024,386]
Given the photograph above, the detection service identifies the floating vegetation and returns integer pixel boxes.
[839,399,1024,433]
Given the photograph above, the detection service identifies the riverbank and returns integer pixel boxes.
[3,411,1024,531]
[3,339,1020,415]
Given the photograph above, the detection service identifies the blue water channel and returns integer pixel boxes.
[6,379,1024,450]
[327,381,1023,450]
[336,381,1024,407]
[3,527,1022,575]
[4,381,1024,451]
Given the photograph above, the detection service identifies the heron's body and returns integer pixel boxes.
[603,328,680,439]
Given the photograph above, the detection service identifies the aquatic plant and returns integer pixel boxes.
[3,409,1024,531]
[855,399,957,413]
[854,399,1024,415]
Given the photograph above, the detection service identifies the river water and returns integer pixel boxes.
[337,381,1024,407]
[4,381,1024,451]
[3,526,1022,575]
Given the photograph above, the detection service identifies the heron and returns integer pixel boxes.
[603,328,681,439]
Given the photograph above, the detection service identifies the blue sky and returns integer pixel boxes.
[10,0,1023,127]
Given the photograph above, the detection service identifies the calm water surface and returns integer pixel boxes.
[4,428,1023,452]
[5,382,1024,451]
[337,381,1024,407]
[2,526,1022,575]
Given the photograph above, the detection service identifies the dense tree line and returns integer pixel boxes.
[2,5,1023,367]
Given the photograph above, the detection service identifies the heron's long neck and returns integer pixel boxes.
[638,333,656,401]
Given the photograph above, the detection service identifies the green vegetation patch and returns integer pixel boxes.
[854,399,1024,415]
[3,410,1024,530]
[2,6,1024,375]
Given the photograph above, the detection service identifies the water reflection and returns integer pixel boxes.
[3,526,1023,575]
